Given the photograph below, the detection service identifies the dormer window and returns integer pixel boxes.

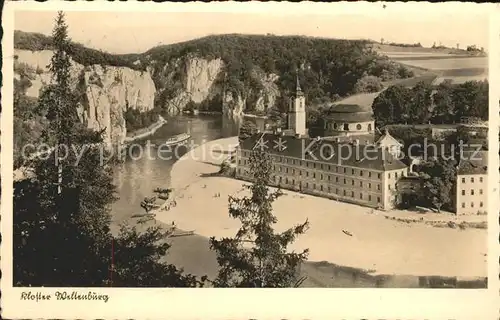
[343,123,349,131]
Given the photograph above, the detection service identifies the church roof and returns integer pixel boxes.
[324,104,374,123]
[240,133,408,171]
[328,103,373,114]
[376,129,403,147]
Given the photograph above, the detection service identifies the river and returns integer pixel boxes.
[111,114,244,225]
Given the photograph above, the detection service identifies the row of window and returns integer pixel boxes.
[461,177,484,184]
[461,189,484,196]
[461,201,484,208]
[329,123,373,131]
[275,176,381,203]
[275,171,384,190]
[239,155,384,179]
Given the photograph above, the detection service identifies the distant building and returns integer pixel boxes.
[453,150,488,215]
[236,77,408,211]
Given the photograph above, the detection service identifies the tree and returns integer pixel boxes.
[409,81,433,124]
[353,75,383,93]
[372,85,412,127]
[14,11,201,288]
[419,157,457,212]
[209,150,309,287]
[239,120,258,142]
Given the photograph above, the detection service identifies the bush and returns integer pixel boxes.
[354,75,383,93]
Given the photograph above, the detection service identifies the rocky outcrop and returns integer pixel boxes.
[14,49,156,145]
[15,48,282,139]
[152,56,280,117]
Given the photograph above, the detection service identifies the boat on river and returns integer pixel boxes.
[164,133,191,146]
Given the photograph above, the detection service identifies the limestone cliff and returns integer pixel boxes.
[14,49,156,145]
[151,55,280,117]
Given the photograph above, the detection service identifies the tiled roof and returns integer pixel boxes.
[457,150,488,175]
[240,133,408,171]
[327,103,373,114]
[324,112,374,123]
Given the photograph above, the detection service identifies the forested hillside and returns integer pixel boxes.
[15,31,414,114]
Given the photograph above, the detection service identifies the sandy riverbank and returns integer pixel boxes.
[153,137,487,278]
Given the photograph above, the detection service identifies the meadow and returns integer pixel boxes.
[377,46,488,85]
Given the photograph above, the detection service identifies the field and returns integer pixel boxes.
[375,44,488,85]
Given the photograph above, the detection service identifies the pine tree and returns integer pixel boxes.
[209,150,309,287]
[14,11,202,287]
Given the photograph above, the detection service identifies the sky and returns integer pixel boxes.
[14,5,490,54]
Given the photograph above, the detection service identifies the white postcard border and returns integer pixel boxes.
[2,2,499,319]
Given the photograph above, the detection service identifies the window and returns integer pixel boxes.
[480,177,484,183]
[480,189,483,195]
[336,177,339,183]
[320,185,323,191]
[388,185,391,190]
[313,173,316,179]
[328,175,331,181]
[351,191,354,197]
[343,190,346,196]
[313,183,316,189]
[377,197,381,203]
[299,170,302,176]
[328,165,331,170]
[352,169,355,175]
[351,180,355,186]
[305,182,309,188]
[327,186,330,192]
[462,203,465,208]
[313,163,316,169]
[368,195,372,201]
[368,183,372,189]
[368,124,372,131]
[462,190,465,196]
[377,184,381,191]
[360,170,363,177]
[480,201,484,207]
[344,123,349,130]
[292,179,295,185]
[306,172,309,177]
[471,177,474,183]
[285,178,288,184]
[286,168,289,173]
[356,124,362,130]
[378,173,381,179]
[320,174,323,180]
[471,202,474,208]
[395,172,398,179]
[360,193,363,199]
[336,167,339,173]
[292,169,295,174]
[344,179,347,184]
[336,188,339,194]
[388,173,391,179]
[344,168,347,173]
[360,181,363,187]
[471,189,474,196]
[462,178,465,183]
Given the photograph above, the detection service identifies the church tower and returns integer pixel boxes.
[288,75,307,137]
